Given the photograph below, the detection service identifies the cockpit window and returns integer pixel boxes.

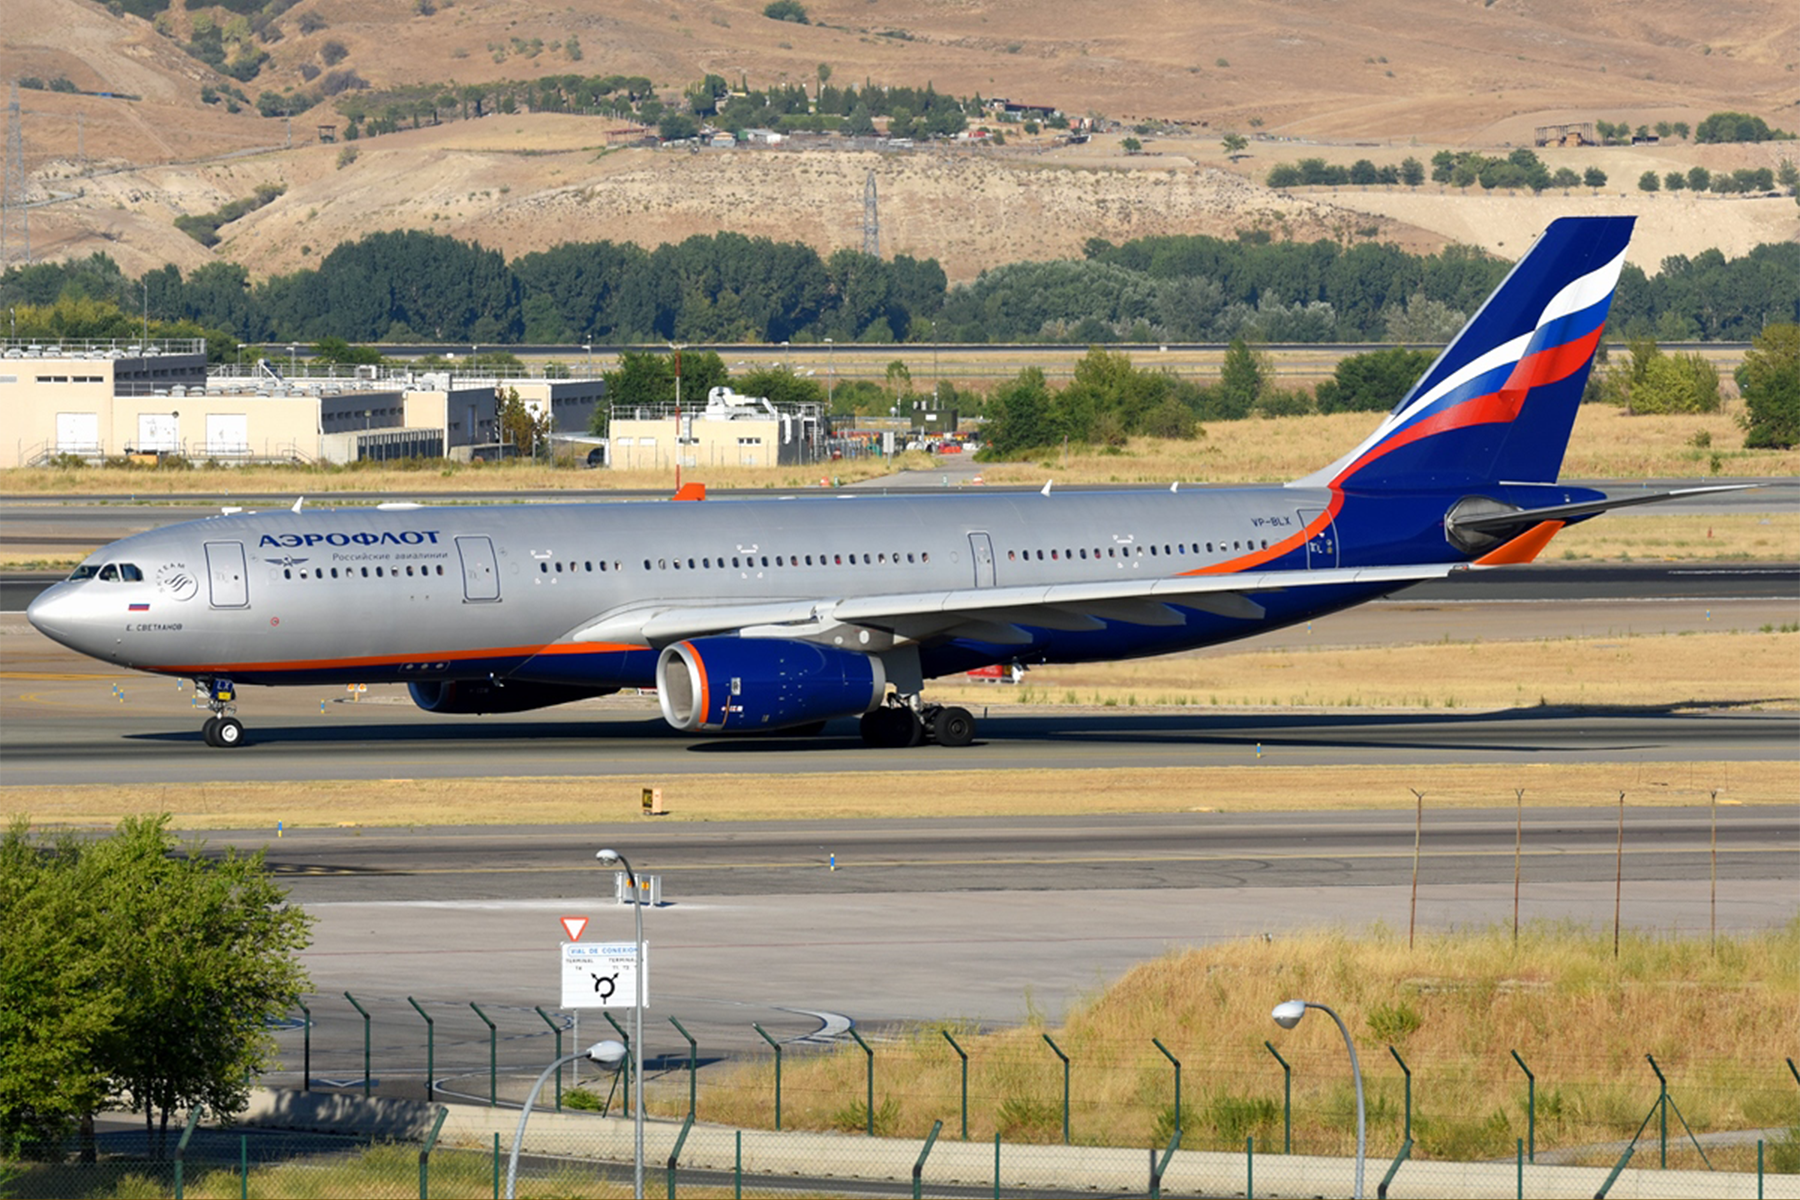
[98,564,119,582]
[68,565,99,581]
[119,564,143,582]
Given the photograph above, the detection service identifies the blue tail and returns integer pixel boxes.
[1299,216,1635,492]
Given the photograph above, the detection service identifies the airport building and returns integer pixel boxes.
[607,386,827,470]
[1,339,606,467]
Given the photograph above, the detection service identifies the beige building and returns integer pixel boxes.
[1,342,606,468]
[608,386,825,471]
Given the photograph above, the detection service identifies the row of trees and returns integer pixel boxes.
[1,817,311,1160]
[4,231,1796,354]
[1637,164,1791,195]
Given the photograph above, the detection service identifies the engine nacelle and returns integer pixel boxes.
[408,679,617,715]
[656,637,886,732]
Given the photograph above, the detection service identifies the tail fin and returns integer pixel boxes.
[1297,216,1635,491]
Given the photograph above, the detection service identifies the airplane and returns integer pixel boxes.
[26,215,1741,749]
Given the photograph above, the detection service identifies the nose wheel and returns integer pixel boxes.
[198,677,246,748]
[202,716,245,747]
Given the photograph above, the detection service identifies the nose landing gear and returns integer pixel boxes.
[198,678,246,748]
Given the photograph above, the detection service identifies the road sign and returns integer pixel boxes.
[560,915,588,942]
[561,942,648,1010]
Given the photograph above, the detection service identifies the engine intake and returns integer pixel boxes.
[408,679,617,714]
[657,637,885,732]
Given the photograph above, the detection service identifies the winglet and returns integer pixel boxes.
[673,482,707,501]
[291,496,305,513]
[1041,480,1054,496]
[1474,520,1565,566]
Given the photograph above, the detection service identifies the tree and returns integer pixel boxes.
[1,817,311,1159]
[1213,337,1263,419]
[1583,166,1608,189]
[1687,165,1711,192]
[1664,170,1686,192]
[1314,345,1435,413]
[497,386,552,455]
[979,367,1058,457]
[1221,132,1247,159]
[1120,136,1142,155]
[1737,323,1800,448]
[1637,170,1661,193]
[1400,156,1425,187]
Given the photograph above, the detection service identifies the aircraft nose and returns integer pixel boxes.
[26,584,87,651]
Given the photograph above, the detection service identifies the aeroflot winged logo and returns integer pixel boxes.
[259,530,443,548]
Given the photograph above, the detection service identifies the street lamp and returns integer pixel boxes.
[597,848,646,1199]
[824,337,834,408]
[506,1040,625,1199]
[1272,999,1365,1198]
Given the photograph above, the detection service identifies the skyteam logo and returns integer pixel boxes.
[259,530,443,548]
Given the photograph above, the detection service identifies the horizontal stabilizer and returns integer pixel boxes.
[1451,484,1758,534]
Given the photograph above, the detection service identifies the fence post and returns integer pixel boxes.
[849,1028,875,1136]
[666,1111,695,1199]
[1517,1138,1524,1200]
[471,1002,497,1107]
[345,991,372,1098]
[533,1007,565,1111]
[912,1119,943,1200]
[492,1131,499,1200]
[1247,1134,1253,1200]
[993,1131,1000,1200]
[942,1030,968,1141]
[1595,1101,1659,1199]
[670,1015,697,1119]
[1152,1037,1181,1135]
[1647,1053,1668,1169]
[735,1129,742,1200]
[1042,1033,1070,1145]
[298,1000,311,1093]
[604,1011,631,1114]
[173,1105,203,1200]
[1510,1050,1535,1162]
[1263,1040,1291,1154]
[1149,1126,1182,1198]
[1377,1046,1415,1199]
[753,1023,782,1130]
[239,1132,247,1200]
[418,1104,447,1200]
[409,998,436,1103]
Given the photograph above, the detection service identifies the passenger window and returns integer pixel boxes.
[283,569,292,579]
[1051,550,1059,560]
[407,566,416,576]
[645,560,653,570]
[540,562,549,573]
[761,556,769,567]
[907,553,915,563]
[806,555,814,566]
[99,564,119,581]
[922,551,930,563]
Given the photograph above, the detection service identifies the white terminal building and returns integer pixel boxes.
[0,338,606,468]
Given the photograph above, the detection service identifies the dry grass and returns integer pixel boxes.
[970,403,1800,486]
[5,760,1791,831]
[932,629,1800,712]
[677,924,1800,1168]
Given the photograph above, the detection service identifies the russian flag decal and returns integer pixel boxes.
[129,603,150,612]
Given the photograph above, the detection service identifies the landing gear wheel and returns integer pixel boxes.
[860,707,922,748]
[931,706,976,747]
[202,716,221,746]
[213,717,245,748]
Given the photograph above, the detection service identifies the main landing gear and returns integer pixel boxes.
[859,701,976,748]
[198,677,245,748]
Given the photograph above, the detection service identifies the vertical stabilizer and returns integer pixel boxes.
[1295,216,1635,491]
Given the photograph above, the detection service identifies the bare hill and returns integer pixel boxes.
[5,0,1798,283]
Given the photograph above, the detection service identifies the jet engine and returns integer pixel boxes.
[656,637,886,732]
[407,679,617,714]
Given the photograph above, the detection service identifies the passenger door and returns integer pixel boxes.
[968,532,996,587]
[1296,510,1339,569]
[204,541,249,608]
[456,536,501,602]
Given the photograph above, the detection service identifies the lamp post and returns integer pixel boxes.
[824,337,834,408]
[1271,999,1365,1198]
[597,848,646,1199]
[506,1040,624,1199]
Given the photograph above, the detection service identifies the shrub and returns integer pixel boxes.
[762,0,809,22]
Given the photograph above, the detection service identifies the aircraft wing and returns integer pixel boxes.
[568,562,1463,648]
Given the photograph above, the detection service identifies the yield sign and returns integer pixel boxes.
[560,915,588,942]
